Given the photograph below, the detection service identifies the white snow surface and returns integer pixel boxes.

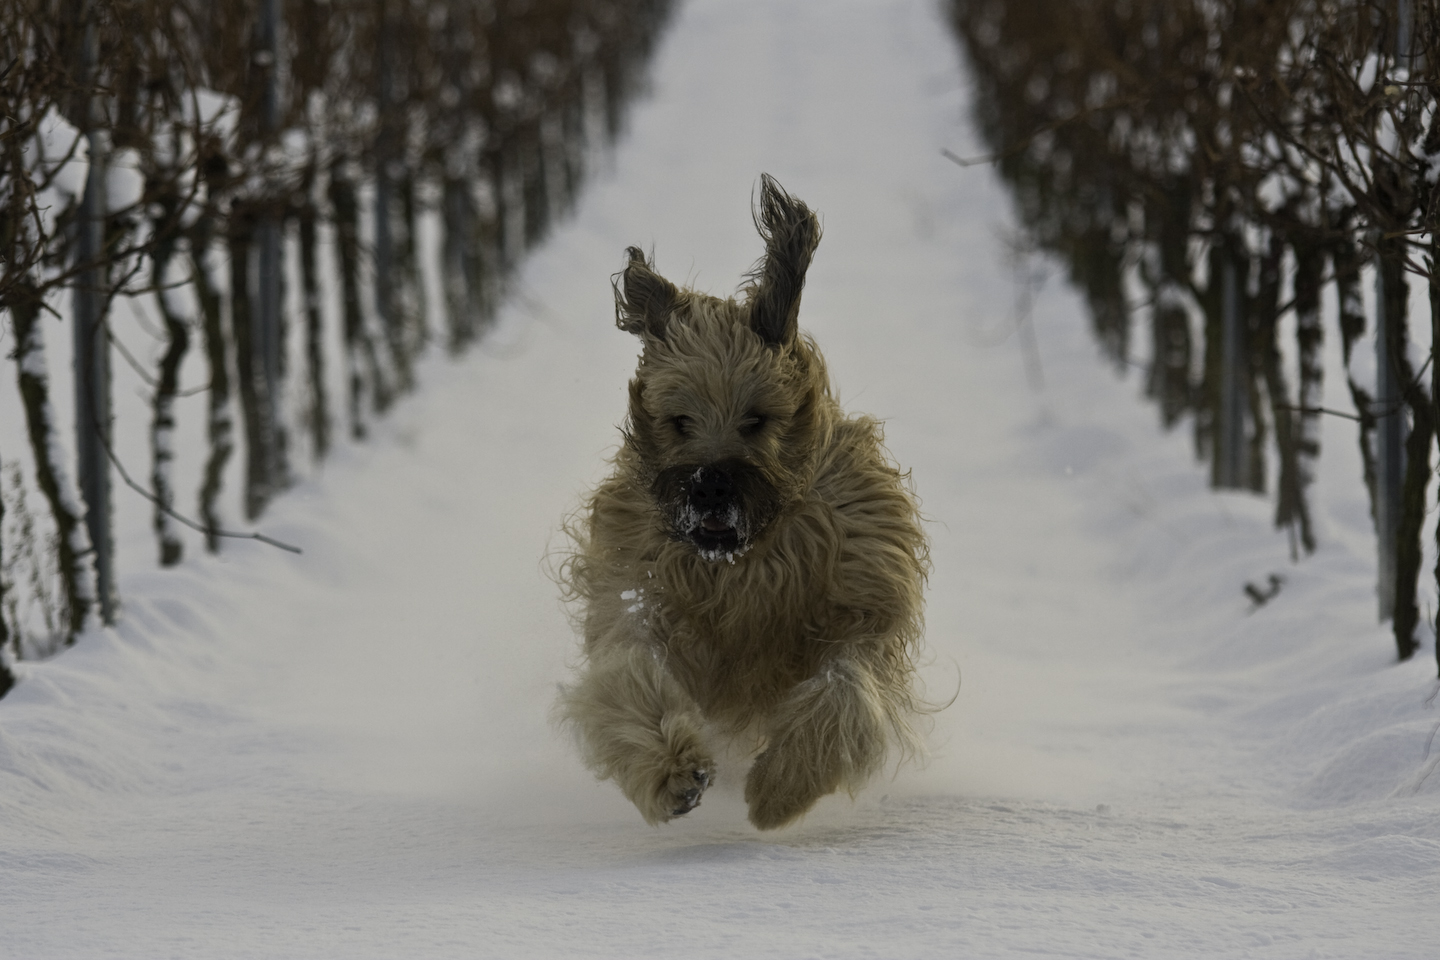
[4,1,1440,957]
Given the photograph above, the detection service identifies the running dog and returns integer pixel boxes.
[559,175,929,830]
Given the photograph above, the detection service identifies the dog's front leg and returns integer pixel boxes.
[745,657,888,830]
[560,643,714,825]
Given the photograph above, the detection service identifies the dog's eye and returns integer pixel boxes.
[739,413,768,435]
[671,415,692,437]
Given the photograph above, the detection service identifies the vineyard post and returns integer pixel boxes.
[255,0,286,504]
[1374,251,1405,622]
[1216,249,1247,488]
[73,1,114,623]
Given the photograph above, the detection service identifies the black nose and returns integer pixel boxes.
[689,467,734,512]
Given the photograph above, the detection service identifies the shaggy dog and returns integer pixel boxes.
[559,175,929,830]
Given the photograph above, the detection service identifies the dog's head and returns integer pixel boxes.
[615,175,826,562]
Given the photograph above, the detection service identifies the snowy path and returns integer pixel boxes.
[4,1,1440,957]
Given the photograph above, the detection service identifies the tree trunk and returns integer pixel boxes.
[1332,231,1379,530]
[230,205,271,521]
[1256,230,1309,557]
[192,205,233,553]
[442,176,476,352]
[255,204,288,497]
[1395,397,1432,662]
[329,158,390,436]
[150,195,189,566]
[374,171,411,391]
[373,9,414,395]
[522,129,551,251]
[1243,248,1267,496]
[298,162,331,462]
[559,97,584,218]
[1146,290,1192,429]
[0,448,13,699]
[1069,229,1129,371]
[1144,181,1194,430]
[12,283,96,644]
[472,174,500,336]
[489,148,514,274]
[399,173,428,357]
[1379,245,1424,661]
[1292,234,1324,554]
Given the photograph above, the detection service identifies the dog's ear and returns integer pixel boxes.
[745,174,821,348]
[615,246,679,340]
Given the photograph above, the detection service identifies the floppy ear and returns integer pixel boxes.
[614,246,679,340]
[745,174,822,347]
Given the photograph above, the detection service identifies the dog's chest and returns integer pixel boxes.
[657,549,834,718]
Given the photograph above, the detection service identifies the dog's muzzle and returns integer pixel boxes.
[686,466,743,558]
[654,460,782,562]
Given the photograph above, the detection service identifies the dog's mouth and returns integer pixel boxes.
[688,510,743,560]
[654,460,784,563]
[700,516,733,535]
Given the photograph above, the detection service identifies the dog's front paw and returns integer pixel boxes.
[626,747,714,825]
[668,765,713,817]
[644,757,713,823]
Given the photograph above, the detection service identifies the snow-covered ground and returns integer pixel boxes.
[4,1,1440,957]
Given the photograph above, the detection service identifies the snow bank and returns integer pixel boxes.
[1,0,1437,957]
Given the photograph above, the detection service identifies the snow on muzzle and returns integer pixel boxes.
[653,460,784,562]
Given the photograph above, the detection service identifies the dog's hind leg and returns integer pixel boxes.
[744,657,890,830]
[559,644,715,825]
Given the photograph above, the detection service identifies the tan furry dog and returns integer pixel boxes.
[559,175,929,830]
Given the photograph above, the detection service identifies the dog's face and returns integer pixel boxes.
[615,176,825,561]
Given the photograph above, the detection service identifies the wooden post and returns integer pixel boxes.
[254,0,286,506]
[297,160,330,461]
[1215,249,1246,489]
[1431,232,1440,677]
[373,0,413,393]
[0,449,11,697]
[73,3,113,623]
[1374,253,1405,622]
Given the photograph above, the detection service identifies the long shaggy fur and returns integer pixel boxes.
[558,175,929,830]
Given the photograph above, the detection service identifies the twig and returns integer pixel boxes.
[1281,385,1427,422]
[89,322,208,397]
[1281,404,1364,422]
[83,323,302,555]
[942,147,995,169]
[108,447,302,554]
[107,322,161,388]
